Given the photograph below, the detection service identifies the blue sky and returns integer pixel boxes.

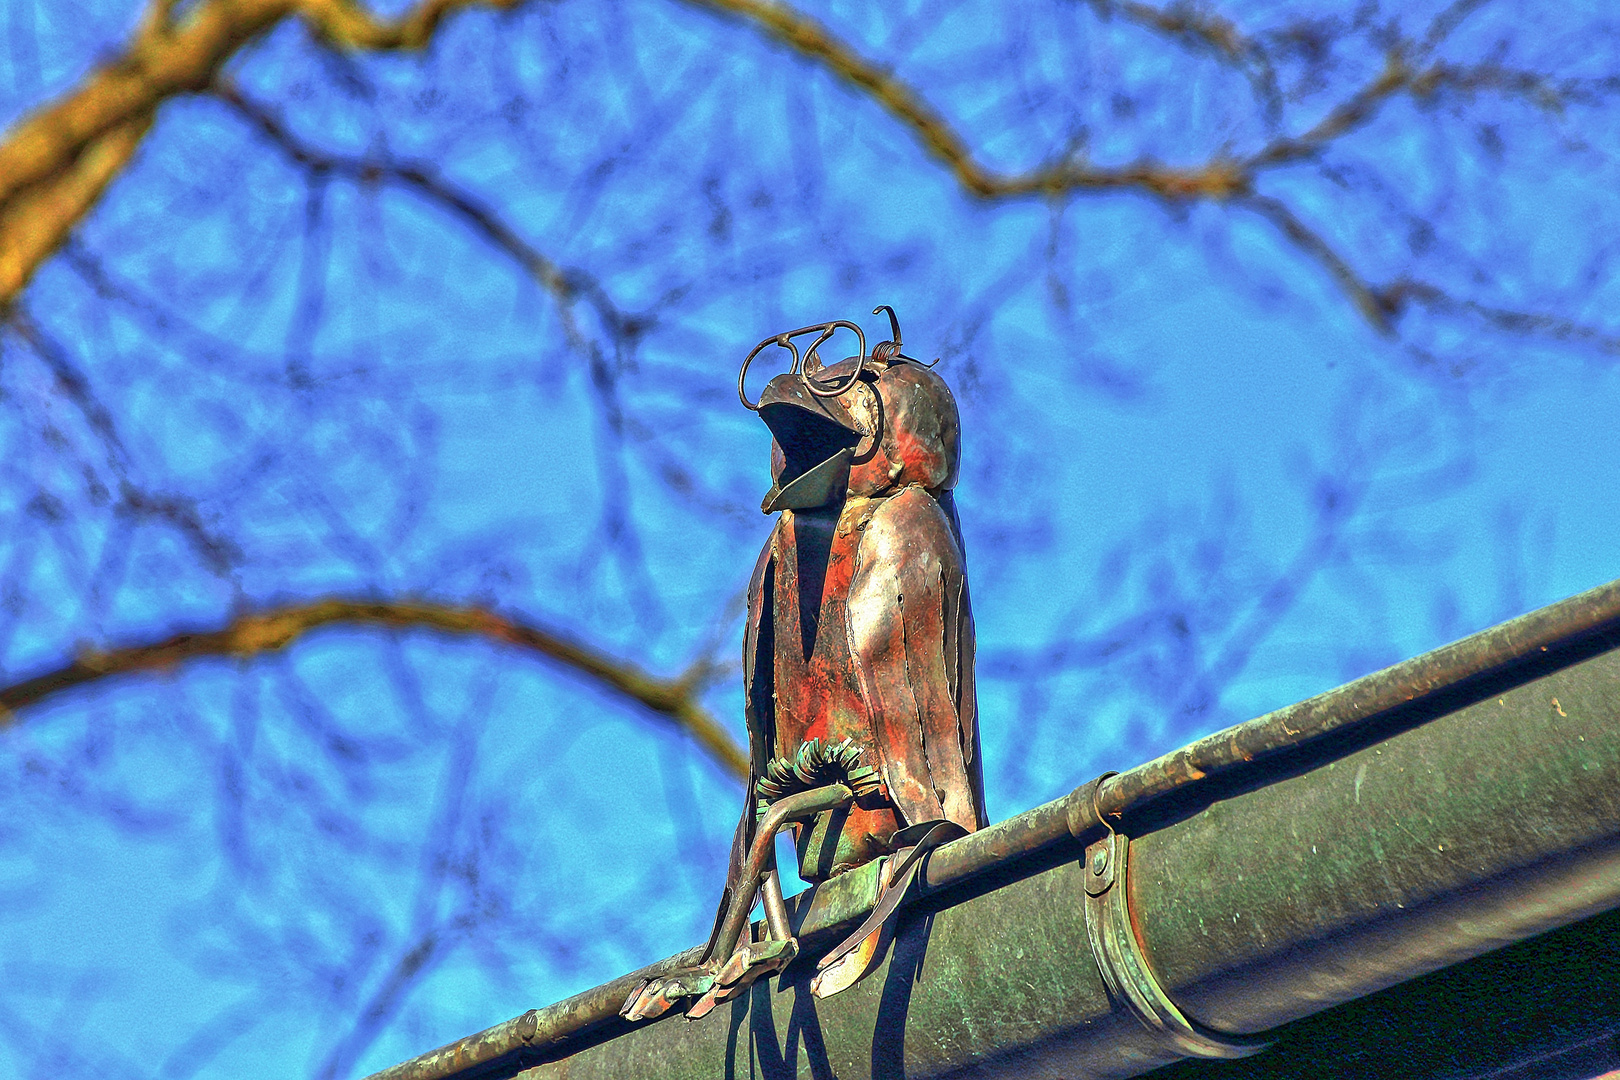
[1,1,1618,1076]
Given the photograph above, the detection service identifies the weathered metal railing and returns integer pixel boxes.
[364,577,1620,1080]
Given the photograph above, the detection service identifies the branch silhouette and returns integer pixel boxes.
[1089,0,1283,121]
[0,599,748,781]
[6,0,1614,349]
[689,0,1620,344]
[0,0,524,305]
[210,81,638,358]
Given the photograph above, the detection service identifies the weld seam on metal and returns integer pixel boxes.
[1083,830,1268,1061]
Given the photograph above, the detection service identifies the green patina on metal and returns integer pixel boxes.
[513,859,1168,1080]
[362,861,890,1080]
[365,576,1620,1080]
[1129,638,1620,1034]
[501,641,1620,1079]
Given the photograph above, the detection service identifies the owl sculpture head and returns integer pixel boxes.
[739,307,960,514]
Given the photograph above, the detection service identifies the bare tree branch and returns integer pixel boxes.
[0,113,153,304]
[209,82,758,533]
[1090,0,1282,121]
[1387,279,1620,353]
[0,599,749,781]
[9,0,1612,351]
[1247,51,1415,169]
[210,81,639,357]
[0,0,524,305]
[4,308,245,575]
[1413,61,1620,113]
[685,0,1251,202]
[689,0,1620,347]
[314,928,449,1080]
[1238,193,1395,329]
[672,0,1379,325]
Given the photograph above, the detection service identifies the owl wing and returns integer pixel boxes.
[847,486,986,833]
[741,519,782,791]
[705,522,782,961]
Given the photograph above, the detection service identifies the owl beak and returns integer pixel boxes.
[756,372,863,514]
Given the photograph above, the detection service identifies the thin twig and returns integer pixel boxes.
[692,0,1619,346]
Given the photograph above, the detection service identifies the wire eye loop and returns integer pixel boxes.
[738,334,802,411]
[802,321,867,399]
[739,307,928,410]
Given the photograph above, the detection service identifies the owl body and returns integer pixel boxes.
[626,321,989,1022]
[729,352,987,889]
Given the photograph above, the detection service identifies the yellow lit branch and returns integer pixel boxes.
[0,599,749,782]
[1,0,1611,363]
[684,0,1619,342]
[0,0,522,305]
[686,0,1251,203]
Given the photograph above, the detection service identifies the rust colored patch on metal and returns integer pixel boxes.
[618,309,990,1022]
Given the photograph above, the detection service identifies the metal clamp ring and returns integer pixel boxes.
[1083,831,1269,1061]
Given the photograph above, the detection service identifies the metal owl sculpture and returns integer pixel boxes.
[622,307,986,1023]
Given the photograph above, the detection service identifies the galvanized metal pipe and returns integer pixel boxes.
[1103,574,1620,818]
[363,576,1620,1080]
[498,623,1620,1079]
[1129,644,1620,1035]
[928,574,1620,890]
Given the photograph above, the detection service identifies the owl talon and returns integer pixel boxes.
[620,968,716,1022]
[810,924,885,998]
[686,936,799,1020]
[812,820,968,999]
[719,936,799,987]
